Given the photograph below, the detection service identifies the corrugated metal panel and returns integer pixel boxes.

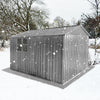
[30,35,63,83]
[63,34,89,82]
[10,35,64,83]
[10,38,17,70]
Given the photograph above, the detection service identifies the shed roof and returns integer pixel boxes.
[12,25,90,38]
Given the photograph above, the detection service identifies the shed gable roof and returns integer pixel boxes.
[12,25,90,38]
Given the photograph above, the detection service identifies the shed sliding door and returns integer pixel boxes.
[32,35,63,83]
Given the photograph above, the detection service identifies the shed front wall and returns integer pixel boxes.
[63,34,89,83]
[10,35,64,84]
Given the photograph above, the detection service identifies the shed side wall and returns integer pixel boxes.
[63,33,89,83]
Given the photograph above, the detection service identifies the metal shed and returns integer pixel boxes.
[10,25,91,87]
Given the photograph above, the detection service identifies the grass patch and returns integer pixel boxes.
[89,44,100,49]
[0,48,4,51]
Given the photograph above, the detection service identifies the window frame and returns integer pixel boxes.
[17,38,28,52]
[23,37,28,52]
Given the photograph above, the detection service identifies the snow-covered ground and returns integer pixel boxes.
[89,37,100,46]
[0,40,100,100]
[89,38,100,64]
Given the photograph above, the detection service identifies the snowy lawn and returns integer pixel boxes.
[0,47,100,100]
[89,37,100,46]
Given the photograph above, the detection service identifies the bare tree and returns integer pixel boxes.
[53,16,69,27]
[87,0,100,55]
[71,18,77,25]
[0,0,49,47]
[88,0,100,19]
[0,0,49,32]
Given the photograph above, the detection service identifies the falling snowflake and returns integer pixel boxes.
[29,37,31,39]
[62,48,64,51]
[20,44,23,47]
[76,60,79,62]
[63,27,66,30]
[39,42,42,44]
[24,36,26,38]
[74,44,77,47]
[53,52,56,55]
[50,45,53,47]
[78,63,81,66]
[56,50,58,53]
[83,62,86,65]
[35,62,37,64]
[40,10,42,13]
[83,70,86,73]
[23,58,26,61]
[81,37,84,40]
[46,52,50,55]
[13,60,15,63]
[72,74,75,77]
[29,46,32,48]
[85,39,88,42]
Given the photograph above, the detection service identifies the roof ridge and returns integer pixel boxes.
[11,25,89,38]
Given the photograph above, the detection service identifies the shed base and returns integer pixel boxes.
[62,65,94,89]
[9,65,94,89]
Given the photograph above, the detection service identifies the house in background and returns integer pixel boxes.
[10,25,92,88]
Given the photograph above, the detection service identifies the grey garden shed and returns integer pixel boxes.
[10,25,90,86]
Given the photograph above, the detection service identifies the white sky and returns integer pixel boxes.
[44,0,93,23]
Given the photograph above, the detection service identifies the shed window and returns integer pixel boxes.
[17,38,28,52]
[23,45,27,52]
[17,38,22,51]
[17,38,21,44]
[23,38,27,44]
[17,45,22,51]
[23,38,27,52]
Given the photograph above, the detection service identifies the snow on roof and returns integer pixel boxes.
[11,25,90,38]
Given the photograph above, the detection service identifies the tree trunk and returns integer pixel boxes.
[95,35,96,55]
[26,10,30,31]
[1,40,5,47]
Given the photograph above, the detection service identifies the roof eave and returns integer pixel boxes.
[80,25,90,37]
